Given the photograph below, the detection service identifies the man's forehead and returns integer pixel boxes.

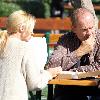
[77,20,94,30]
[77,12,94,25]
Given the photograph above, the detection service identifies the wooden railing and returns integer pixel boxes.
[64,4,100,11]
[0,17,72,31]
[1,17,100,31]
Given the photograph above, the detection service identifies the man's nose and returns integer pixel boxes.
[87,28,90,32]
[86,29,92,35]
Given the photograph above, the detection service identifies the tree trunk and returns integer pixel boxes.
[70,0,98,29]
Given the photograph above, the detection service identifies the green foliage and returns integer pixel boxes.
[1,0,100,18]
[0,1,21,17]
[0,0,52,18]
[17,1,45,18]
[92,0,100,3]
[41,0,52,18]
[0,1,46,18]
[0,1,47,18]
[43,2,51,18]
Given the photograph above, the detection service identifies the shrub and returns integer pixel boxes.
[0,1,21,17]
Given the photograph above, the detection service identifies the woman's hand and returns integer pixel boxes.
[47,66,62,78]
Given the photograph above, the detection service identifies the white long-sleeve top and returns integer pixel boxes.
[28,37,48,70]
[0,37,52,100]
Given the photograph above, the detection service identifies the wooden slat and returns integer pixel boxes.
[94,5,100,10]
[0,17,7,28]
[48,79,97,86]
[0,17,100,30]
[34,17,72,30]
[49,34,63,43]
[0,17,72,30]
[98,20,100,28]
[64,4,100,11]
[32,34,45,37]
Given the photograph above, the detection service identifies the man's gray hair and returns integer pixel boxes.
[71,7,94,26]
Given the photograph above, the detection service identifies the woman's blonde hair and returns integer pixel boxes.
[0,30,8,53]
[6,10,36,35]
[0,10,35,53]
[71,8,94,26]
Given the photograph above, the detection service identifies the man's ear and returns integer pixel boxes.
[72,25,76,33]
[19,24,25,33]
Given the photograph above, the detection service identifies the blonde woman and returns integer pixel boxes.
[0,10,62,100]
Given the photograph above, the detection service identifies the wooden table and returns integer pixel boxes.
[47,78,100,100]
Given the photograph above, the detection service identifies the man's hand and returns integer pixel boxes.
[76,34,95,57]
